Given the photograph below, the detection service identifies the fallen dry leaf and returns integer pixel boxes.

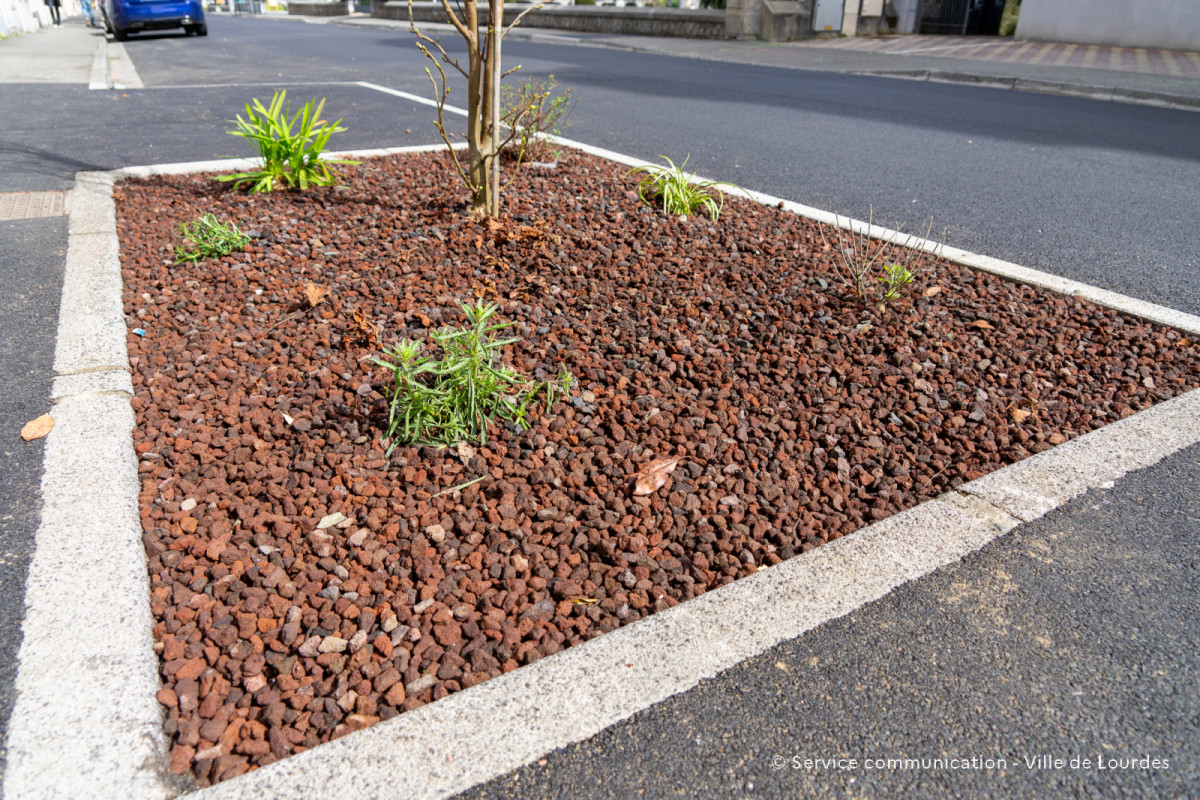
[1009,407,1032,423]
[317,512,346,529]
[632,456,685,496]
[969,319,995,330]
[21,413,54,441]
[413,312,435,328]
[923,285,941,297]
[456,441,476,462]
[571,598,599,605]
[281,412,295,426]
[472,278,500,301]
[347,308,378,348]
[304,282,329,308]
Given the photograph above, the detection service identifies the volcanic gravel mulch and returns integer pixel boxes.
[115,149,1200,786]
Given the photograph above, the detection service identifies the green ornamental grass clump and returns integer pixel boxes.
[219,91,359,193]
[629,155,742,221]
[173,214,250,265]
[372,301,573,451]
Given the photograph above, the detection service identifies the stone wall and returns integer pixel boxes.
[288,1,350,16]
[372,1,726,38]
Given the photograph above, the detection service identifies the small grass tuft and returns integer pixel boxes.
[819,209,944,305]
[629,155,742,221]
[372,300,573,451]
[173,214,250,265]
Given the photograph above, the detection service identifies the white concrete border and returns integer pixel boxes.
[106,41,144,90]
[89,38,109,91]
[9,140,1200,800]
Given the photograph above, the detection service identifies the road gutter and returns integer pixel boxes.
[6,142,1199,799]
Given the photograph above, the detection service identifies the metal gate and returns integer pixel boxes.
[918,0,969,34]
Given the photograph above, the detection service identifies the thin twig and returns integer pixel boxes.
[432,474,489,498]
[503,0,549,36]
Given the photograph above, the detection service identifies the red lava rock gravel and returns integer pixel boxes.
[114,149,1200,786]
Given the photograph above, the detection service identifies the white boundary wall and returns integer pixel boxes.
[1016,0,1200,50]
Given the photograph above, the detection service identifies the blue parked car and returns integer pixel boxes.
[101,0,207,40]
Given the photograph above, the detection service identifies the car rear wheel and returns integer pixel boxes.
[196,23,207,36]
[113,27,129,40]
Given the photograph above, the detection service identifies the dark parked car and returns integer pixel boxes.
[101,0,207,40]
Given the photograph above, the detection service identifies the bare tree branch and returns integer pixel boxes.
[503,0,549,37]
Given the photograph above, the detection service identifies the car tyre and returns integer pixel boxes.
[196,23,207,36]
[113,27,129,40]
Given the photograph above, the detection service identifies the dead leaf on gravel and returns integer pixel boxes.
[472,279,500,301]
[572,598,599,605]
[969,319,995,330]
[513,224,546,242]
[456,441,476,462]
[923,285,941,297]
[632,456,685,496]
[1009,407,1032,423]
[304,282,329,308]
[413,311,435,328]
[281,412,295,426]
[317,512,346,529]
[347,308,379,348]
[21,413,54,441]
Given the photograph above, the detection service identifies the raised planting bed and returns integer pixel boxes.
[115,148,1200,786]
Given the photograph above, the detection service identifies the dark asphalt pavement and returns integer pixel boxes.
[0,216,66,782]
[457,442,1200,800]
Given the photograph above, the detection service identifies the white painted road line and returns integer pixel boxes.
[357,80,470,117]
[9,140,1200,799]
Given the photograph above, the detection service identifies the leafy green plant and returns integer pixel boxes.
[879,262,915,302]
[629,155,742,221]
[372,300,573,451]
[501,73,575,164]
[218,91,358,193]
[819,208,944,305]
[173,214,250,265]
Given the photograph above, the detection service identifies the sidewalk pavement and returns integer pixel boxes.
[0,20,102,84]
